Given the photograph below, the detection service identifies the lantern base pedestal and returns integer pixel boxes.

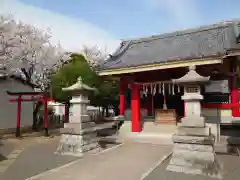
[166,121,223,178]
[55,122,101,157]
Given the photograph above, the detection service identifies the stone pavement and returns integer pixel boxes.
[26,142,172,180]
[0,136,79,180]
[145,154,240,180]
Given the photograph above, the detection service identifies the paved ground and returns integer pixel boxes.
[25,142,172,180]
[0,136,120,180]
[0,136,79,180]
[145,154,240,180]
[3,135,240,180]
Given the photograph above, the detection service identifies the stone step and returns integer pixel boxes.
[59,134,100,145]
[172,149,215,162]
[172,134,214,145]
[169,156,215,169]
[177,126,210,136]
[69,114,91,123]
[141,122,177,134]
[61,122,114,135]
[214,143,239,155]
[167,164,203,175]
[118,122,177,134]
[166,164,222,178]
[221,136,240,145]
[56,140,100,156]
[64,122,95,131]
[81,142,100,153]
[173,143,213,152]
[180,117,205,128]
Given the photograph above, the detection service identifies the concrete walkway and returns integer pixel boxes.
[26,142,172,180]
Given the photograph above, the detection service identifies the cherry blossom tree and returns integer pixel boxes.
[0,14,70,90]
[82,45,108,70]
[0,14,70,130]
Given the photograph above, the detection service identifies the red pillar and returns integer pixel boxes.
[16,95,22,137]
[232,89,238,117]
[43,97,49,136]
[230,58,239,117]
[147,94,153,116]
[119,77,125,115]
[131,83,141,132]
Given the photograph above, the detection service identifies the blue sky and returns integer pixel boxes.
[19,0,240,38]
[1,0,240,53]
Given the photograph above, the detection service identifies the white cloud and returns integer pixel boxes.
[0,0,120,54]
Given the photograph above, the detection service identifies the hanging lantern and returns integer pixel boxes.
[172,84,175,95]
[162,83,165,95]
[178,85,180,93]
[153,84,157,95]
[140,90,144,99]
[168,83,171,94]
[150,84,153,94]
[158,83,162,94]
[145,84,148,95]
[143,84,147,96]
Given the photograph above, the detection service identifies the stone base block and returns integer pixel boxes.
[173,143,213,152]
[166,163,223,179]
[167,145,223,178]
[172,149,215,162]
[177,126,210,136]
[56,134,101,157]
[180,117,205,128]
[172,134,215,145]
[69,114,91,123]
[63,122,95,133]
[169,156,214,168]
[60,124,98,135]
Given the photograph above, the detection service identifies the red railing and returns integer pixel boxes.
[201,103,240,109]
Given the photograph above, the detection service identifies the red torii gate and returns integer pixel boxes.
[6,90,54,137]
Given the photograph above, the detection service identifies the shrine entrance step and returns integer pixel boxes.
[118,122,177,145]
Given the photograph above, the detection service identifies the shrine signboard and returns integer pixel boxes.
[205,80,229,93]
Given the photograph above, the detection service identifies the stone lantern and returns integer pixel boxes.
[56,76,100,156]
[166,66,222,178]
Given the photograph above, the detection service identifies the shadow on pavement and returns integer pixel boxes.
[98,139,121,149]
[0,154,7,162]
[0,140,7,162]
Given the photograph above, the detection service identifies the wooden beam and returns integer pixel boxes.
[99,58,223,76]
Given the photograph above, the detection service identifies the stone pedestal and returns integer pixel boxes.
[167,117,222,178]
[167,66,222,178]
[55,77,100,157]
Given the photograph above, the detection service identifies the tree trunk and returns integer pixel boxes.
[65,100,70,123]
[105,105,109,117]
[102,107,105,117]
[32,100,43,131]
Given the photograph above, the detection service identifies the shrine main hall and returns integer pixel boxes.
[98,20,240,135]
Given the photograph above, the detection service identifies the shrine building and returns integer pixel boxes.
[99,21,240,134]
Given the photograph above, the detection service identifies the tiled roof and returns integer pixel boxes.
[101,21,240,70]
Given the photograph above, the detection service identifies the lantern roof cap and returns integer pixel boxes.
[62,76,96,92]
[172,65,210,84]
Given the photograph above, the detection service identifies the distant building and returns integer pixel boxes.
[0,69,34,129]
